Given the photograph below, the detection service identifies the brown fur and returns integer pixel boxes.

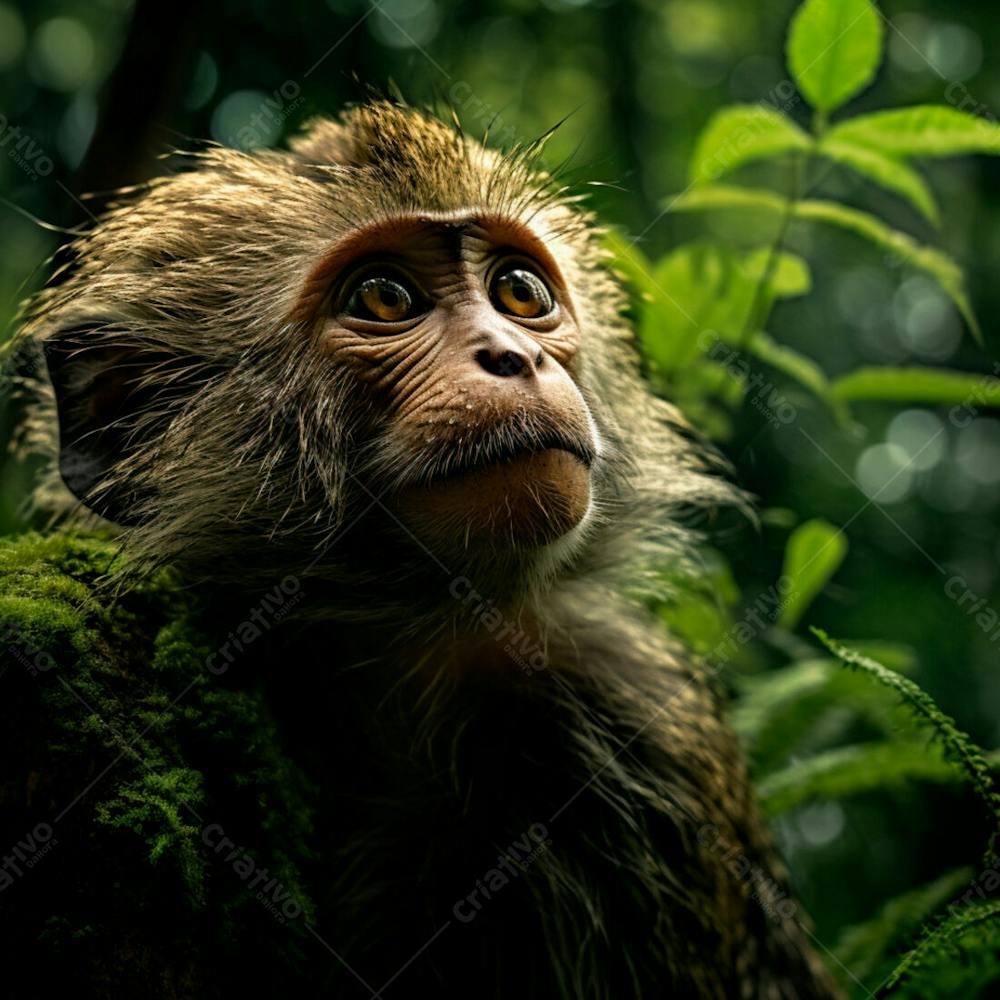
[11,101,841,997]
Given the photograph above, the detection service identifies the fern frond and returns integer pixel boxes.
[879,898,1000,997]
[833,868,972,987]
[813,629,1000,857]
[757,741,971,817]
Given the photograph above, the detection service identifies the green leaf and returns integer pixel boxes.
[668,183,789,216]
[836,640,916,672]
[832,367,1000,405]
[666,186,981,341]
[734,658,840,747]
[658,557,741,652]
[813,630,1000,840]
[689,105,813,184]
[601,228,659,298]
[660,592,730,655]
[881,899,1000,996]
[757,740,960,816]
[741,248,812,298]
[827,105,1000,157]
[746,331,845,417]
[787,0,884,113]
[735,652,919,773]
[778,519,847,630]
[734,660,857,772]
[793,200,980,341]
[818,137,940,225]
[834,868,974,990]
[637,242,755,372]
[626,242,805,375]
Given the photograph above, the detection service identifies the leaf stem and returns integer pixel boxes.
[736,150,808,349]
[737,110,830,349]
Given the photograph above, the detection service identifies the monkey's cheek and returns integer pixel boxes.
[396,449,591,550]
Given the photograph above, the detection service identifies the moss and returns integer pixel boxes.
[0,531,316,990]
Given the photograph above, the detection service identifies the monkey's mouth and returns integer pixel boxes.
[432,427,595,483]
[394,424,595,548]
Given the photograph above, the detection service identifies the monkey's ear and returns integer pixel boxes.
[43,335,166,525]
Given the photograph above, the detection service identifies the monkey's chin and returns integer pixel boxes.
[396,448,591,552]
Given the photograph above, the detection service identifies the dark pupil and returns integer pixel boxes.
[512,281,532,302]
[380,286,399,307]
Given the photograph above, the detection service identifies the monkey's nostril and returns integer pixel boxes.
[476,349,528,378]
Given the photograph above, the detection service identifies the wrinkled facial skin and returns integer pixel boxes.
[298,212,599,554]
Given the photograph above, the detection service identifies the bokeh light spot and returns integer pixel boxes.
[30,18,96,92]
[926,22,982,81]
[0,4,27,70]
[211,91,282,150]
[892,276,961,361]
[887,410,945,472]
[185,52,219,113]
[796,802,846,847]
[957,418,1000,485]
[855,443,915,504]
[370,0,441,50]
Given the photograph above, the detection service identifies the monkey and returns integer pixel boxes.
[3,100,844,998]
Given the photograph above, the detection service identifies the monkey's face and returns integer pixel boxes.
[307,212,599,554]
[31,103,668,592]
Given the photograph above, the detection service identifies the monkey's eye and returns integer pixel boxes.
[345,276,417,323]
[490,267,554,320]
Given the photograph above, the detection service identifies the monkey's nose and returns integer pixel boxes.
[475,348,540,378]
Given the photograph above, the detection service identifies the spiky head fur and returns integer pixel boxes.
[14,101,733,624]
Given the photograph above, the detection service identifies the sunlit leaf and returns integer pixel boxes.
[760,507,799,529]
[689,105,812,184]
[827,105,1000,157]
[818,137,940,225]
[658,554,741,651]
[638,242,753,372]
[746,331,844,417]
[778,519,847,630]
[793,200,980,340]
[626,240,820,382]
[741,248,812,298]
[660,592,730,655]
[667,185,981,340]
[668,183,789,216]
[832,367,1000,405]
[787,0,884,113]
[601,228,659,298]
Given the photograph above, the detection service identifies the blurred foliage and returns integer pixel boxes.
[3,0,1000,994]
[629,1,1000,991]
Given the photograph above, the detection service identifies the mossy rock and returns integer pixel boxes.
[0,532,316,996]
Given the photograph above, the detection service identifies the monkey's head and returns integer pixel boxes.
[18,102,727,614]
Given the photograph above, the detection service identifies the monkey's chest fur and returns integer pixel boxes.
[0,534,840,999]
[250,618,836,1000]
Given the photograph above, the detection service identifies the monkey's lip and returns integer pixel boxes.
[431,430,595,482]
